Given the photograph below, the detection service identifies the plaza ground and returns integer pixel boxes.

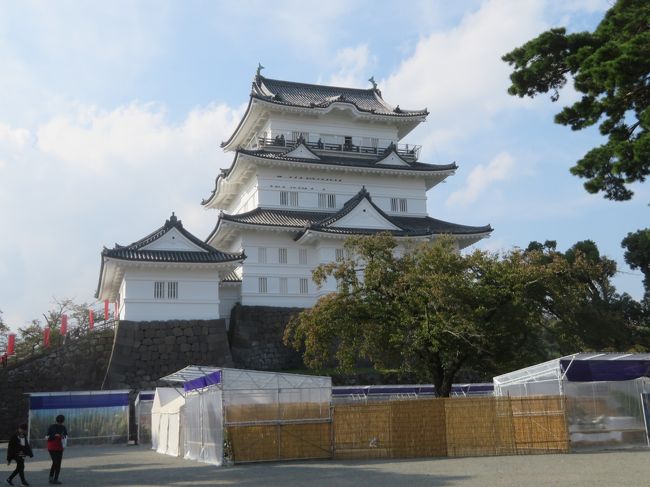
[1,445,648,486]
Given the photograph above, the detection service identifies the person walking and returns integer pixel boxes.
[46,415,67,485]
[6,423,33,486]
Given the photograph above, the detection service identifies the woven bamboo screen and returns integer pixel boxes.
[510,396,570,454]
[444,397,516,457]
[227,395,569,463]
[389,399,447,458]
[332,395,568,460]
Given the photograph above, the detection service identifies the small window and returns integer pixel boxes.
[280,191,299,207]
[299,248,308,265]
[390,197,407,213]
[167,281,178,299]
[259,277,268,294]
[335,248,344,262]
[154,281,165,299]
[279,277,288,294]
[399,198,408,212]
[299,278,309,294]
[318,193,336,209]
[279,248,288,264]
[258,247,267,264]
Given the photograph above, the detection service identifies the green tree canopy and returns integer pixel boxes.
[526,239,646,353]
[503,0,650,200]
[284,234,606,396]
[622,228,650,298]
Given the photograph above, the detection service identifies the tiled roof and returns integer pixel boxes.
[201,149,456,207]
[252,76,428,118]
[221,270,242,283]
[237,148,457,172]
[215,189,492,238]
[102,248,242,263]
[103,213,244,264]
[220,208,325,227]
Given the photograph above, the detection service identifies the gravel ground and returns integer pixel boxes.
[1,445,648,486]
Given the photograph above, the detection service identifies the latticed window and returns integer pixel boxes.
[258,247,267,264]
[279,248,288,264]
[299,248,308,265]
[167,281,178,299]
[154,281,165,299]
[318,193,336,209]
[280,191,299,207]
[335,248,344,262]
[390,197,408,212]
[299,278,308,294]
[279,277,288,294]
[259,277,268,293]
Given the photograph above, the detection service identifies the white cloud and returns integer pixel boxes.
[35,102,242,174]
[380,0,547,149]
[0,123,31,150]
[327,45,374,88]
[0,101,242,328]
[446,151,514,206]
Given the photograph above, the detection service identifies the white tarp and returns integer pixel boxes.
[151,388,185,457]
[183,388,223,466]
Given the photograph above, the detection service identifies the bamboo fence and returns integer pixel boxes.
[226,395,569,463]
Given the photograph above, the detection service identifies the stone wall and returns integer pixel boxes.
[102,319,233,390]
[0,328,115,440]
[229,304,304,370]
[0,308,305,440]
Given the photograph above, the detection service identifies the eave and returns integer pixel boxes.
[201,151,456,210]
[95,256,242,301]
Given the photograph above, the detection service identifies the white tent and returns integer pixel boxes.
[135,391,155,445]
[159,366,332,465]
[151,387,185,457]
[183,387,223,465]
[493,353,650,450]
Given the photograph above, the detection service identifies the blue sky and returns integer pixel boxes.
[0,0,647,330]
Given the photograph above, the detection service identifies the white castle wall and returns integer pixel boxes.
[261,111,400,145]
[120,268,222,321]
[254,166,428,216]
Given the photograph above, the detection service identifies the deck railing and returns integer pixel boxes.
[255,136,421,162]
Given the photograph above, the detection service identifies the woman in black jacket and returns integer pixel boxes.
[6,423,33,486]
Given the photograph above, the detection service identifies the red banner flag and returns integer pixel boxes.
[89,309,94,330]
[61,315,68,336]
[44,327,51,348]
[104,300,110,321]
[7,333,16,355]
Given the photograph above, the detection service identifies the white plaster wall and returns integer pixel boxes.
[120,267,221,321]
[219,283,241,329]
[227,176,258,215]
[255,166,428,216]
[238,231,322,307]
[118,280,127,320]
[260,111,399,145]
[141,228,204,252]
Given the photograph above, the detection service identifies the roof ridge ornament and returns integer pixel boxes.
[256,63,265,79]
[165,211,182,229]
[368,76,377,90]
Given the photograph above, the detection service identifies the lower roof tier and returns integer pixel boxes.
[207,187,492,246]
